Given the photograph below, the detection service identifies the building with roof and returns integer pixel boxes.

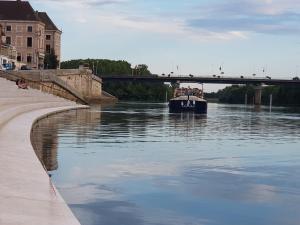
[0,24,17,69]
[0,24,4,44]
[0,0,62,69]
[37,12,61,68]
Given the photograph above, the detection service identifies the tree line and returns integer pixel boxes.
[61,59,153,76]
[60,59,172,101]
[207,85,300,106]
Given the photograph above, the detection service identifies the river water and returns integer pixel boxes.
[32,103,300,225]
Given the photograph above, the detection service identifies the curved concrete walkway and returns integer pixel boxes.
[0,78,85,225]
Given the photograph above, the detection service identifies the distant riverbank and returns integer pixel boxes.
[206,85,300,106]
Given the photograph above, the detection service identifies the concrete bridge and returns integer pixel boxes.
[101,74,300,105]
[100,74,300,86]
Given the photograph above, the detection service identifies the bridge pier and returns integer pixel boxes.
[254,85,263,105]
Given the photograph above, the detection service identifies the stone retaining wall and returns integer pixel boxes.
[0,69,109,104]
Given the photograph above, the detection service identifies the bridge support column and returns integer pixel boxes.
[254,85,262,105]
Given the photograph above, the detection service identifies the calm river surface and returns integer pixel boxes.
[32,103,300,225]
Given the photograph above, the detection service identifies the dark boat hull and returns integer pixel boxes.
[169,99,207,114]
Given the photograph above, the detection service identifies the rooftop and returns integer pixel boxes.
[0,0,39,21]
[37,12,59,31]
[0,0,60,31]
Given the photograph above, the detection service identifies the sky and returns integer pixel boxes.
[31,0,300,91]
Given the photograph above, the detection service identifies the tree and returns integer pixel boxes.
[216,84,300,106]
[135,64,151,75]
[44,49,59,69]
[61,59,171,102]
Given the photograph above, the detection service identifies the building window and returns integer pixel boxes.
[16,36,22,47]
[46,35,51,40]
[46,44,51,54]
[17,54,22,62]
[27,26,33,32]
[6,36,11,45]
[27,37,32,47]
[27,54,32,63]
[16,25,22,32]
[6,25,11,32]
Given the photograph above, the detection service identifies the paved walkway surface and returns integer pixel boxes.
[0,78,85,225]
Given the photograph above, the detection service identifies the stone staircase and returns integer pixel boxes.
[0,77,77,126]
[0,70,89,105]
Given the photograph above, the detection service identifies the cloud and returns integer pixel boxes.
[74,10,247,41]
[33,0,129,6]
[89,0,300,38]
[88,0,129,6]
[33,0,300,41]
[32,0,250,41]
[188,0,300,35]
[198,0,300,16]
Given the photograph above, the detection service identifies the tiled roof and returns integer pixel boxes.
[37,12,59,31]
[0,1,60,31]
[0,1,39,21]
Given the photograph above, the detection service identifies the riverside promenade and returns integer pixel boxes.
[0,77,85,225]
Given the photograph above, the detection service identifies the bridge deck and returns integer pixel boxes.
[101,75,300,85]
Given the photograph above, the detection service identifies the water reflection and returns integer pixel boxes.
[31,107,102,171]
[31,118,58,171]
[32,103,300,225]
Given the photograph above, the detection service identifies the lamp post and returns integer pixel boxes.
[95,61,99,75]
[132,65,137,76]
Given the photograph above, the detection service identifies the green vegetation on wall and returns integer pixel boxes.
[61,59,172,102]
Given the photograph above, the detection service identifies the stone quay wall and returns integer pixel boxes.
[0,69,108,104]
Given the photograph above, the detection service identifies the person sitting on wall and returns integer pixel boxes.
[16,79,28,89]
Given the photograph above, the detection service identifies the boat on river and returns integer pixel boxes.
[169,87,207,114]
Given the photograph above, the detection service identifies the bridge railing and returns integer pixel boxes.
[100,74,300,85]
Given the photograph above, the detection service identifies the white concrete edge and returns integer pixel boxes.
[29,105,90,224]
[0,104,89,225]
[0,77,89,224]
[31,105,89,126]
